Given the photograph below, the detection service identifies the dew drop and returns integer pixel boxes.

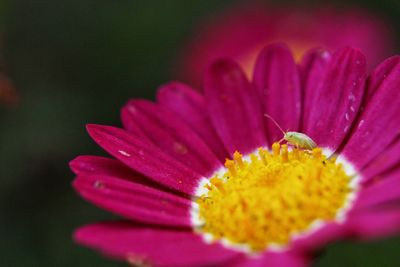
[118,150,131,157]
[358,120,365,129]
[348,94,356,101]
[94,180,104,189]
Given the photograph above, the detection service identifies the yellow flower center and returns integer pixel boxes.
[195,143,356,252]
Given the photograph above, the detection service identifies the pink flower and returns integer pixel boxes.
[71,44,400,267]
[176,5,394,87]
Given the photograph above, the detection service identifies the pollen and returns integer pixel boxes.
[195,143,355,252]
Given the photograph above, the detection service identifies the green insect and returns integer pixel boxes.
[264,114,317,150]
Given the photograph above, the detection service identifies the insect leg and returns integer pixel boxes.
[277,137,285,144]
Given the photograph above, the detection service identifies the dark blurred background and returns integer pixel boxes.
[0,0,399,266]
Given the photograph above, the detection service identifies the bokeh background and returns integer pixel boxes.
[0,0,399,266]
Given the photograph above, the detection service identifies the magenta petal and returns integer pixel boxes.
[364,55,400,103]
[70,155,142,180]
[156,81,228,162]
[229,251,308,267]
[74,221,239,267]
[353,169,400,210]
[253,43,302,143]
[346,209,400,239]
[361,140,400,182]
[86,124,201,195]
[73,175,192,227]
[305,47,366,150]
[118,109,154,144]
[121,100,220,176]
[291,222,347,253]
[69,155,171,191]
[299,48,331,131]
[205,60,266,155]
[342,56,400,168]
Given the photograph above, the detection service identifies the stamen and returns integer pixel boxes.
[292,147,299,160]
[272,142,280,156]
[225,159,236,176]
[258,147,268,164]
[250,153,258,164]
[312,148,322,159]
[210,177,225,193]
[281,144,288,162]
[233,151,245,169]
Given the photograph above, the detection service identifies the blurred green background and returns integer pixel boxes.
[0,0,399,266]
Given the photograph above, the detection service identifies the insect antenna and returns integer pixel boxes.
[264,113,286,135]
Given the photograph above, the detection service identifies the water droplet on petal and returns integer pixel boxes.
[118,150,131,157]
[94,180,104,189]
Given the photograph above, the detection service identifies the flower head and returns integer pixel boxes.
[177,5,394,86]
[72,44,400,266]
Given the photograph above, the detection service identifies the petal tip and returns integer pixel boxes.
[86,123,103,134]
[336,46,366,64]
[260,42,291,54]
[205,59,245,90]
[301,47,332,62]
[156,81,194,102]
[73,224,93,245]
[86,124,123,145]
[69,155,86,175]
